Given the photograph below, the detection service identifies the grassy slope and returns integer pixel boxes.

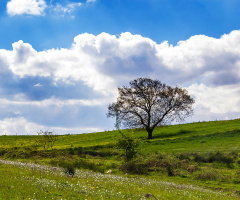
[140,119,240,154]
[0,119,240,199]
[1,119,239,153]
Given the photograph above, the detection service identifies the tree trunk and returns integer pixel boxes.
[147,128,153,139]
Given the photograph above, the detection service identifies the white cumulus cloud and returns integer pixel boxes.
[1,31,240,134]
[0,117,44,135]
[7,0,47,16]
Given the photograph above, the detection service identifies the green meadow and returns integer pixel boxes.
[0,119,240,199]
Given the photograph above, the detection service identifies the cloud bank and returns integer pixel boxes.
[6,0,95,17]
[0,31,240,134]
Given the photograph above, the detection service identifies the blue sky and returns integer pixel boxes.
[0,0,240,135]
[1,0,240,50]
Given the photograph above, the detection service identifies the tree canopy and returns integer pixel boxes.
[107,78,195,139]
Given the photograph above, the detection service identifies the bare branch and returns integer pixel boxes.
[107,78,194,139]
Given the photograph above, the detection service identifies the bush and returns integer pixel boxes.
[166,164,174,176]
[237,159,240,165]
[193,153,208,163]
[116,131,139,162]
[187,165,198,173]
[3,147,37,159]
[119,159,148,175]
[194,170,220,181]
[0,148,7,156]
[176,152,191,161]
[63,164,75,177]
[208,151,234,164]
[119,153,188,176]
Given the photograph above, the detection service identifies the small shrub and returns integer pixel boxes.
[230,151,238,159]
[236,159,240,165]
[116,130,139,162]
[3,147,37,159]
[194,170,220,181]
[233,178,240,184]
[176,152,191,161]
[233,170,240,184]
[67,148,75,155]
[208,151,234,165]
[193,153,208,163]
[0,148,7,156]
[64,164,75,177]
[187,165,198,173]
[166,164,174,176]
[119,153,187,176]
[119,159,148,175]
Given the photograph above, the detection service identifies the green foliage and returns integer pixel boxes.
[116,131,139,161]
[118,151,240,184]
[119,153,183,176]
[3,147,35,159]
[194,170,225,181]
[119,159,148,175]
[1,147,64,159]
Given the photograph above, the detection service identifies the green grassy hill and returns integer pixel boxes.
[1,118,239,153]
[1,119,240,199]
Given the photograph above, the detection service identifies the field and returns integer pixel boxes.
[0,119,240,199]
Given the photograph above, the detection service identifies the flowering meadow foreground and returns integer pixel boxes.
[0,159,238,200]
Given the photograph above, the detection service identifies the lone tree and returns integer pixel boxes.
[107,78,194,139]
